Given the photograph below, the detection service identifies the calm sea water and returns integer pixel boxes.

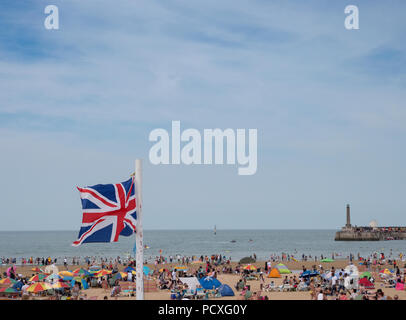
[1,230,405,263]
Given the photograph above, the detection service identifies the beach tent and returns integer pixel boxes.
[219,284,235,297]
[143,266,152,275]
[199,276,222,290]
[344,265,359,290]
[320,258,335,263]
[267,268,281,278]
[71,278,89,290]
[344,265,359,277]
[344,276,359,290]
[360,271,372,279]
[179,277,201,291]
[396,283,405,291]
[275,263,291,274]
[300,270,319,278]
[358,277,374,289]
[124,266,135,273]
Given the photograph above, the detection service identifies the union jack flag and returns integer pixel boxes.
[72,177,137,247]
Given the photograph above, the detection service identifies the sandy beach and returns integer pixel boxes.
[3,259,405,300]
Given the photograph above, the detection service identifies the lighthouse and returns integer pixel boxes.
[346,204,351,229]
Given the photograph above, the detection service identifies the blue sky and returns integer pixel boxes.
[0,0,405,230]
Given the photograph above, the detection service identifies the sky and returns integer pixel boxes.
[0,0,405,230]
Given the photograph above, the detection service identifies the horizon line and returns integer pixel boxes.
[0,228,342,232]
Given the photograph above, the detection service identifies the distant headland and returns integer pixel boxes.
[335,204,406,241]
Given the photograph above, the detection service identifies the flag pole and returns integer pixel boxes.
[135,159,144,300]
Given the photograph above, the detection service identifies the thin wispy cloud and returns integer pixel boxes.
[0,0,405,230]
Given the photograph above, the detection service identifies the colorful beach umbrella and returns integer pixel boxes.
[59,271,73,277]
[72,268,90,277]
[29,274,48,282]
[46,274,62,282]
[27,282,52,293]
[380,269,393,275]
[243,264,257,271]
[0,278,18,285]
[124,266,135,273]
[112,272,127,281]
[0,287,19,293]
[52,282,71,289]
[95,269,112,277]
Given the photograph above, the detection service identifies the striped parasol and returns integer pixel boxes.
[0,278,18,285]
[58,271,74,277]
[72,268,90,277]
[29,274,48,282]
[243,264,257,271]
[95,269,112,277]
[46,274,62,282]
[52,281,71,289]
[27,282,52,293]
[0,287,19,293]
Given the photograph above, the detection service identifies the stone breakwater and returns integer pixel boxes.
[335,230,406,241]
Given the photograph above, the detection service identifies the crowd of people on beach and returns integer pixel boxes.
[1,250,406,301]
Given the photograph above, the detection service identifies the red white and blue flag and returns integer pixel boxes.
[72,177,137,247]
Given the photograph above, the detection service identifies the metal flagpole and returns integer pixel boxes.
[135,159,144,300]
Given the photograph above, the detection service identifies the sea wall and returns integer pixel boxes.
[335,231,406,241]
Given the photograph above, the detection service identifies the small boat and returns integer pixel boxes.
[231,240,236,243]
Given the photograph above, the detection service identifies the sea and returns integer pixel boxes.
[1,230,405,264]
